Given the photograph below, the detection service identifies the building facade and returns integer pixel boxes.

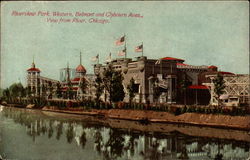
[27,61,59,97]
[27,55,249,106]
[94,56,214,104]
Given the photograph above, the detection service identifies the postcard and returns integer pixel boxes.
[0,1,249,160]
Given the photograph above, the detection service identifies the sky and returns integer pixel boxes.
[1,1,249,88]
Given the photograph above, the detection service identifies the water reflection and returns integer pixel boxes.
[1,107,249,160]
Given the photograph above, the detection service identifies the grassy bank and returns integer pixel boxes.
[41,106,250,130]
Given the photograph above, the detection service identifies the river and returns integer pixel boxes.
[0,106,249,160]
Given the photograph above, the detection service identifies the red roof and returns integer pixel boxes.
[27,68,40,72]
[219,71,234,75]
[208,65,217,69]
[71,77,86,82]
[72,77,80,81]
[177,63,188,66]
[188,85,208,89]
[162,57,184,61]
[76,64,86,73]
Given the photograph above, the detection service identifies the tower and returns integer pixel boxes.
[75,52,86,77]
[27,58,41,96]
[76,52,87,99]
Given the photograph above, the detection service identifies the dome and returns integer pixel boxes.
[27,68,40,72]
[208,65,217,69]
[76,64,86,73]
[27,62,40,72]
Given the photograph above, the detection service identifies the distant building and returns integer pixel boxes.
[26,54,94,100]
[27,61,59,97]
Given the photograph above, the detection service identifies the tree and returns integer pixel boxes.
[152,77,161,103]
[127,78,137,104]
[112,71,125,102]
[212,73,226,106]
[94,74,104,105]
[102,65,125,104]
[79,78,88,100]
[9,83,25,98]
[180,75,190,105]
[21,87,27,97]
[0,88,3,97]
[2,88,10,101]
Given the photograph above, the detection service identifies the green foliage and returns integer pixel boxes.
[174,107,181,115]
[79,78,87,95]
[212,74,226,106]
[94,74,104,105]
[9,83,26,98]
[34,97,47,108]
[180,75,191,105]
[2,88,10,99]
[127,78,137,104]
[152,77,161,101]
[181,106,187,113]
[0,88,3,97]
[102,65,125,103]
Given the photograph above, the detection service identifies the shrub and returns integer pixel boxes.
[170,106,177,113]
[200,107,205,113]
[181,106,187,114]
[174,107,181,116]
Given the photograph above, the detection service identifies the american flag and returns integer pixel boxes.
[118,48,126,56]
[106,52,112,62]
[115,36,125,46]
[135,44,143,52]
[91,54,99,62]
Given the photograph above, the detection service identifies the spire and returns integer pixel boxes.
[66,62,70,83]
[31,55,35,68]
[80,52,82,65]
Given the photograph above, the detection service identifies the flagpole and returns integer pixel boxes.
[80,51,82,65]
[142,42,143,57]
[124,34,127,59]
[97,54,99,64]
[160,59,163,75]
[125,42,127,59]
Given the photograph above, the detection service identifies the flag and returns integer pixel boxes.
[155,58,161,65]
[106,52,112,62]
[115,36,125,46]
[91,54,99,62]
[135,44,143,52]
[118,48,126,56]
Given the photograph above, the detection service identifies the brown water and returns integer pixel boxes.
[0,106,249,160]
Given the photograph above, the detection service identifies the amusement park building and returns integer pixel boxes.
[26,55,249,106]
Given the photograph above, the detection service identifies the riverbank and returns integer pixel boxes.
[41,110,250,143]
[40,106,250,130]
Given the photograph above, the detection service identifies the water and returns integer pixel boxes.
[0,106,249,160]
